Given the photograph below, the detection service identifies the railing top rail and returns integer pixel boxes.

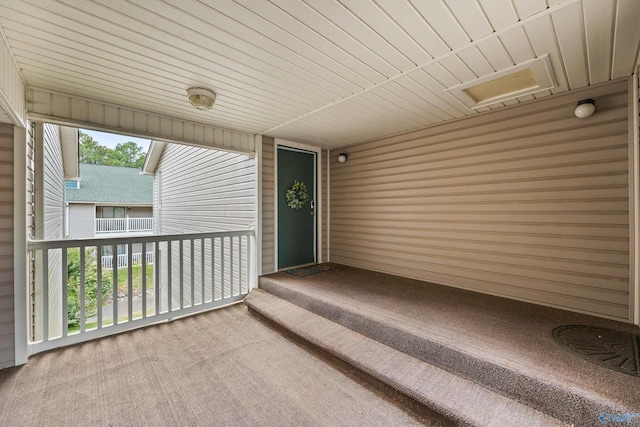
[28,229,254,251]
[95,217,154,220]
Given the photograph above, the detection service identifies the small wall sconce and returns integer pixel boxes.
[337,153,348,163]
[574,99,595,118]
[187,87,216,110]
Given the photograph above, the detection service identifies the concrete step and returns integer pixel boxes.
[245,289,565,427]
[257,273,636,426]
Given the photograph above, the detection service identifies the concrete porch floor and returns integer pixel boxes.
[0,304,428,426]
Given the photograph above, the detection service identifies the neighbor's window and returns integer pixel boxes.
[100,206,126,218]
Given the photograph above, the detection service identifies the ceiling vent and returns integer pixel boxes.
[446,55,557,110]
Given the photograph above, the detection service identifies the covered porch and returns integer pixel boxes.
[1,1,640,425]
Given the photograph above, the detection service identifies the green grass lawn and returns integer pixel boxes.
[68,307,157,334]
[116,264,154,292]
[67,263,155,333]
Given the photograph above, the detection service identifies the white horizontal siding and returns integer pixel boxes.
[0,124,14,368]
[154,143,256,307]
[41,124,64,241]
[156,144,256,234]
[33,123,64,340]
[0,33,25,126]
[330,79,633,321]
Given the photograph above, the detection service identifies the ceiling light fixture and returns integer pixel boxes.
[574,99,595,118]
[187,87,216,111]
[337,153,348,163]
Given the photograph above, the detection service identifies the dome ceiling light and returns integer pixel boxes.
[187,87,216,111]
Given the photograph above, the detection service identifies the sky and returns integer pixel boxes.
[81,129,152,151]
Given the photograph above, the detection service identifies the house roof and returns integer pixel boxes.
[1,1,639,149]
[66,164,152,206]
[60,126,79,180]
[141,140,166,175]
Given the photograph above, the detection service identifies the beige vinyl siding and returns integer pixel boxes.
[261,137,275,274]
[330,79,632,321]
[0,124,14,368]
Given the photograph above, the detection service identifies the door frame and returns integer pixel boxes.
[274,138,322,271]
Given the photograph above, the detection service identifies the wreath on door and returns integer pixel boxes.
[285,180,309,210]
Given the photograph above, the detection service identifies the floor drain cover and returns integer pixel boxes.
[552,325,640,377]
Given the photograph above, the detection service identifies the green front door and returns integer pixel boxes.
[277,147,316,269]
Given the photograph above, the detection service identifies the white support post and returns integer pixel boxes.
[13,125,28,365]
[252,134,262,289]
[630,71,640,326]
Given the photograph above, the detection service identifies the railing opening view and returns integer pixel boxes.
[28,230,253,353]
[95,217,153,234]
[101,251,154,269]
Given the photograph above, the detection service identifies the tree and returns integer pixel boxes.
[78,130,145,168]
[110,141,145,168]
[67,248,113,328]
[79,131,111,165]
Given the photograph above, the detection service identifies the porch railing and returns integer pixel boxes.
[95,217,153,234]
[27,229,254,354]
[101,251,155,269]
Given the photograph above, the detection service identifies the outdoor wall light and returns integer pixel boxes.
[574,99,595,118]
[187,87,216,111]
[337,153,348,163]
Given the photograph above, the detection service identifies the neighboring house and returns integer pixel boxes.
[142,141,255,235]
[142,141,255,310]
[33,123,78,341]
[65,163,153,239]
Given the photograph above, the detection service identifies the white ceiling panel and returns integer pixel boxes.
[444,0,493,41]
[303,0,415,70]
[0,0,638,148]
[552,1,590,89]
[375,0,450,58]
[523,15,570,93]
[512,0,548,19]
[583,0,615,85]
[479,0,519,30]
[499,27,535,65]
[611,0,640,79]
[457,47,496,77]
[411,0,470,50]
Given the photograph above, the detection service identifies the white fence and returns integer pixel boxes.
[101,251,155,269]
[27,229,255,354]
[95,217,153,234]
